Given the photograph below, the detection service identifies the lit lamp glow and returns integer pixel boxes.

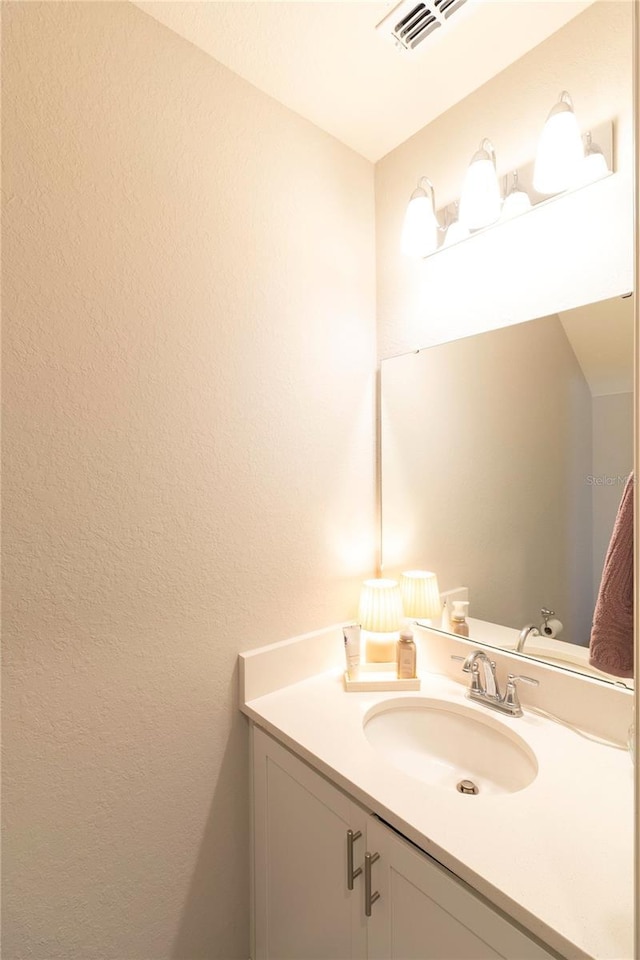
[458,138,501,230]
[533,91,584,195]
[443,203,469,247]
[443,220,469,246]
[401,177,440,258]
[501,170,532,220]
[400,570,441,624]
[359,578,403,663]
[575,131,609,186]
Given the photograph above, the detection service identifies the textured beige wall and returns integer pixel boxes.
[2,3,376,958]
[376,0,633,358]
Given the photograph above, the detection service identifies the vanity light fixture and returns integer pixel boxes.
[400,570,441,623]
[358,578,403,662]
[458,138,502,230]
[401,177,440,258]
[576,131,610,186]
[443,202,469,247]
[397,105,613,259]
[533,91,584,195]
[501,170,532,219]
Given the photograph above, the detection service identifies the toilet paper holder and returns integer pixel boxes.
[540,607,563,639]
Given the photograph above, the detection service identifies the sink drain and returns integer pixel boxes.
[456,779,479,795]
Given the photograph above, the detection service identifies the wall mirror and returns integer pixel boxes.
[381,293,634,687]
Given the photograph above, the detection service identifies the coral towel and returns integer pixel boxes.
[589,473,634,678]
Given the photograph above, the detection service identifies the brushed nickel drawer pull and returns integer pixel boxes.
[364,851,380,916]
[346,829,363,890]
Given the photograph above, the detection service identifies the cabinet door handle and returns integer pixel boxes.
[364,851,380,916]
[346,829,363,890]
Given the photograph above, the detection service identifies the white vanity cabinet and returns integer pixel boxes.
[252,725,368,959]
[365,816,554,960]
[251,727,556,960]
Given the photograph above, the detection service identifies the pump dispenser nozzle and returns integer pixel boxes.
[450,601,470,637]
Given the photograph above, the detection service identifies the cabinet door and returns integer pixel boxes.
[252,726,368,960]
[365,817,554,960]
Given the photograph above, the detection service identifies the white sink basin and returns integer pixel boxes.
[363,697,538,796]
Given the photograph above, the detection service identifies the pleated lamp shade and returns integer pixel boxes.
[358,579,403,633]
[400,570,441,619]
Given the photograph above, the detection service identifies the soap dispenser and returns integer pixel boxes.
[450,601,470,637]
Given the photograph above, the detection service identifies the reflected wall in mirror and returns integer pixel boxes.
[381,293,633,685]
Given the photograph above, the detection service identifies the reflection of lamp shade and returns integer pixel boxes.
[501,170,532,220]
[401,177,439,258]
[359,578,402,663]
[400,570,441,620]
[459,138,501,230]
[533,91,584,195]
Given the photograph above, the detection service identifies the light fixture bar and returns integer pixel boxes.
[423,117,613,258]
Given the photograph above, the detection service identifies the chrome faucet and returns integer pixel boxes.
[516,623,540,653]
[461,649,499,700]
[452,649,539,717]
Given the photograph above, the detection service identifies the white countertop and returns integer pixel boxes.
[241,632,634,960]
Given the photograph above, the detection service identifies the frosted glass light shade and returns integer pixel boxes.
[501,189,532,219]
[501,173,532,220]
[401,178,439,258]
[358,579,403,632]
[580,150,609,183]
[575,134,609,186]
[400,570,441,619]
[443,219,469,247]
[459,139,501,230]
[533,92,584,195]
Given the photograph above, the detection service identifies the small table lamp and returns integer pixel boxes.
[400,570,441,624]
[358,578,403,663]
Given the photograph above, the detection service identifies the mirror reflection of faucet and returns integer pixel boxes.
[517,609,564,652]
[516,623,540,653]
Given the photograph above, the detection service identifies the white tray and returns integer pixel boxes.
[343,663,420,692]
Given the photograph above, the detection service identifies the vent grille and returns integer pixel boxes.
[376,0,470,52]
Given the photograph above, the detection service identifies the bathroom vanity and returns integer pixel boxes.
[252,726,555,959]
[240,624,634,960]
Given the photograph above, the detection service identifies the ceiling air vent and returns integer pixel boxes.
[375,0,470,52]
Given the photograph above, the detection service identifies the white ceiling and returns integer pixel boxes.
[133,0,594,162]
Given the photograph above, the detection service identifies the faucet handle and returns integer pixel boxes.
[451,654,483,693]
[508,674,539,686]
[504,674,539,713]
